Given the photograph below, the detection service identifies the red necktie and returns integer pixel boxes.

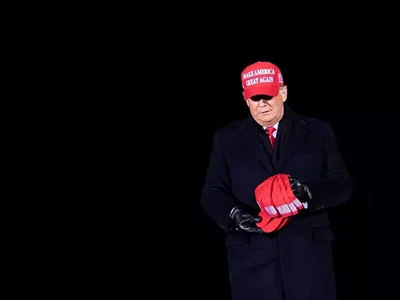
[266,127,276,147]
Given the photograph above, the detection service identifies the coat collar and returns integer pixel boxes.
[238,104,310,172]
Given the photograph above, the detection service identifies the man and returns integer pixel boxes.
[200,61,353,300]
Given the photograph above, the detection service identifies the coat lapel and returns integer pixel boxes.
[238,117,274,174]
[236,106,309,174]
[276,107,310,169]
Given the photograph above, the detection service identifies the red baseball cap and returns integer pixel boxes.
[241,61,284,99]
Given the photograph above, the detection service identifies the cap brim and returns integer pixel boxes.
[243,85,280,99]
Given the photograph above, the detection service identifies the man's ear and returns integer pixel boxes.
[280,85,288,102]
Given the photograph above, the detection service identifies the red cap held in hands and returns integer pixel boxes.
[254,173,304,233]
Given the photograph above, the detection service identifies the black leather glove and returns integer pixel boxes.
[289,176,312,204]
[229,206,263,234]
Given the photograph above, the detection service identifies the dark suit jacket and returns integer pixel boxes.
[201,105,353,242]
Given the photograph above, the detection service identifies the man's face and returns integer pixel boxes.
[245,86,287,127]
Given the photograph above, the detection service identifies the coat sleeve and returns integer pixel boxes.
[307,122,353,213]
[200,130,236,230]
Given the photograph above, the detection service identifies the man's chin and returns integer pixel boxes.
[260,115,273,122]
